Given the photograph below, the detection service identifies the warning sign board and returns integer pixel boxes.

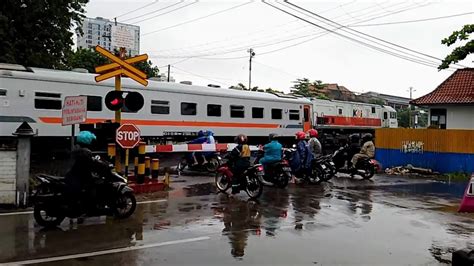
[62,96,87,126]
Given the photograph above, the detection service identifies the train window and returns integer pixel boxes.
[230,105,245,118]
[304,108,309,122]
[151,100,170,114]
[289,110,300,120]
[338,108,343,115]
[207,104,221,117]
[272,108,282,120]
[0,89,6,96]
[371,107,376,114]
[181,102,197,115]
[384,112,388,119]
[390,112,397,119]
[252,107,264,119]
[34,92,62,110]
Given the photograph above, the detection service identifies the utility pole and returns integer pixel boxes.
[248,48,255,90]
[408,86,416,128]
[167,64,170,82]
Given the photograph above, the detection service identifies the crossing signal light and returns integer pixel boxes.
[105,91,144,112]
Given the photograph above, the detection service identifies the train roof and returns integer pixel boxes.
[311,97,387,108]
[0,66,312,104]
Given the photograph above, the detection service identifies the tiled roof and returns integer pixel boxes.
[411,68,474,105]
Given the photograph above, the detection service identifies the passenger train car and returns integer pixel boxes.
[0,65,313,144]
[0,64,397,149]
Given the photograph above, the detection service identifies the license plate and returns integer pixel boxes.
[283,167,291,172]
[329,162,335,166]
[321,164,327,169]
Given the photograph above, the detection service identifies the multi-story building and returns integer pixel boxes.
[76,17,140,56]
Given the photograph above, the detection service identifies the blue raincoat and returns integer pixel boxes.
[260,140,282,165]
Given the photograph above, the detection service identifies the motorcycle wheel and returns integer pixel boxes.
[34,204,65,227]
[277,171,290,188]
[362,165,375,179]
[246,175,263,199]
[310,168,324,184]
[206,158,221,173]
[113,192,137,219]
[215,172,231,193]
[177,158,187,176]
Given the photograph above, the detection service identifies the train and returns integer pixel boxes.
[0,64,397,152]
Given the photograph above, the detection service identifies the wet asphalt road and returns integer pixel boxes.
[0,174,473,266]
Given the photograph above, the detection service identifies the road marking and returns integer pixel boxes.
[0,199,167,217]
[0,211,33,216]
[137,199,167,205]
[2,236,210,265]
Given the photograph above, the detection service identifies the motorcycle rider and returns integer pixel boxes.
[259,133,282,171]
[351,133,375,168]
[229,134,251,195]
[65,131,108,208]
[291,131,313,179]
[307,129,322,158]
[189,130,208,165]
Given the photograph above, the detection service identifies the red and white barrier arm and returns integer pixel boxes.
[145,143,259,153]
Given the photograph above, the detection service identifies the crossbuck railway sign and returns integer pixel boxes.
[94,45,148,86]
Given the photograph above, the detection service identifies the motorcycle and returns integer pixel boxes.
[311,154,336,182]
[254,150,292,188]
[177,152,222,176]
[332,145,376,179]
[32,162,136,227]
[284,148,322,184]
[215,156,264,199]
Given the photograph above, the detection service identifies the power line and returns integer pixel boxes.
[153,2,432,61]
[131,1,198,24]
[171,66,232,86]
[262,1,452,69]
[146,1,428,61]
[283,0,464,68]
[114,0,159,19]
[350,12,474,27]
[120,1,184,23]
[143,1,254,36]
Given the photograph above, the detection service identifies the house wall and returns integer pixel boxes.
[429,105,474,130]
[375,128,474,173]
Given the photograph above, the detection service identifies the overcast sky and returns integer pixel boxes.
[83,0,473,98]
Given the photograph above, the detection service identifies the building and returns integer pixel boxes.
[362,91,410,110]
[411,68,474,130]
[76,17,140,56]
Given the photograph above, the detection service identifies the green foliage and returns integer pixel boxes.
[369,98,385,105]
[265,87,283,93]
[438,24,474,70]
[291,78,326,98]
[0,0,89,69]
[397,108,410,128]
[134,60,159,78]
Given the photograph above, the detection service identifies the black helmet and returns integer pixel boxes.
[349,133,360,143]
[268,133,278,141]
[234,134,248,144]
[362,133,373,142]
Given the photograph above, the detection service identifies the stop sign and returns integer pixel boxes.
[116,124,141,149]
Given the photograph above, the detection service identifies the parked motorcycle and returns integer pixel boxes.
[312,154,336,182]
[215,158,264,199]
[332,145,376,179]
[284,148,322,184]
[177,152,222,176]
[32,163,136,227]
[254,150,292,188]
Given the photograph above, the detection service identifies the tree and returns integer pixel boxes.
[67,48,160,77]
[0,0,88,69]
[265,87,283,93]
[438,24,474,70]
[397,108,410,128]
[291,78,315,97]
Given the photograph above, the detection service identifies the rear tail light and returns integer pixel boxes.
[257,165,264,171]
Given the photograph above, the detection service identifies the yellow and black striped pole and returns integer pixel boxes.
[145,156,151,177]
[134,156,138,178]
[137,142,146,184]
[151,159,159,179]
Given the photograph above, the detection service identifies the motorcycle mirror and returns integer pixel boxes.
[94,155,101,160]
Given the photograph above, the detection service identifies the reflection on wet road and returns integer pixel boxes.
[0,175,472,265]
